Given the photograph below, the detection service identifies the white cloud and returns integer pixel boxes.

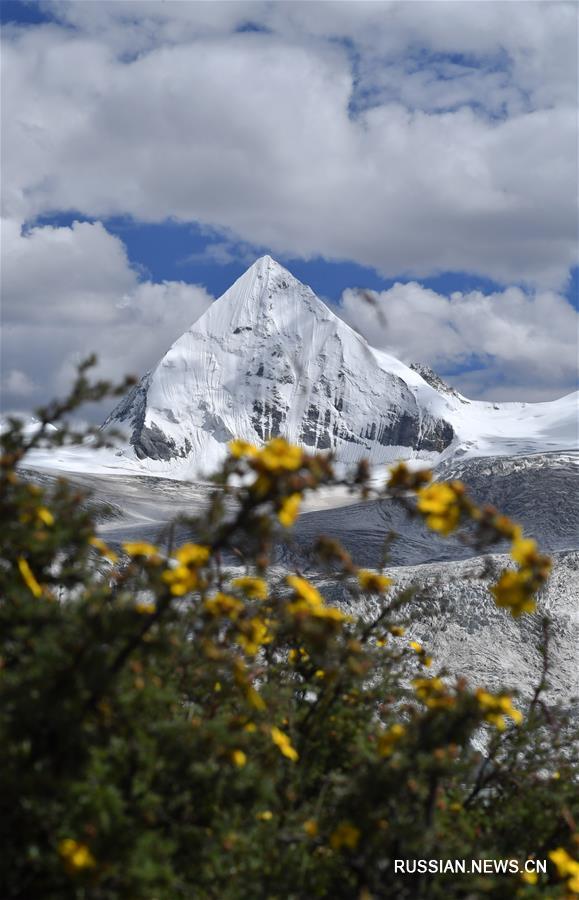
[0,1,576,410]
[2,218,136,323]
[1,219,213,416]
[1,1,576,288]
[339,283,578,401]
[1,368,36,398]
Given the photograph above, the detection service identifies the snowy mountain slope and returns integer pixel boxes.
[321,549,579,704]
[18,462,578,702]
[14,456,579,707]
[285,450,579,569]
[21,450,578,565]
[103,255,457,475]
[102,255,577,476]
[24,255,576,480]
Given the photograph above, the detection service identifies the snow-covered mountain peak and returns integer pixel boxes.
[224,253,292,301]
[249,254,304,287]
[100,258,577,478]
[201,254,335,338]
[103,258,460,472]
[252,254,287,276]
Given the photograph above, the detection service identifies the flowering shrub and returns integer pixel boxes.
[1,369,578,899]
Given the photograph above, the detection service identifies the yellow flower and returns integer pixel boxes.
[408,641,432,667]
[376,723,406,757]
[231,749,247,767]
[303,819,319,838]
[271,726,299,762]
[231,576,268,600]
[311,606,351,623]
[204,592,244,618]
[58,839,96,871]
[17,558,42,598]
[413,677,454,709]
[123,541,161,560]
[162,543,209,594]
[497,695,523,725]
[475,689,523,730]
[417,483,461,535]
[257,437,303,473]
[288,647,310,663]
[174,543,210,566]
[549,847,579,891]
[549,847,573,874]
[329,822,360,851]
[510,535,539,567]
[37,506,54,526]
[89,536,118,563]
[521,870,538,885]
[278,492,302,527]
[256,810,273,821]
[357,570,392,593]
[286,575,350,623]
[412,676,444,698]
[287,574,323,607]
[490,570,536,617]
[237,617,272,655]
[162,565,199,596]
[134,600,156,615]
[229,439,258,459]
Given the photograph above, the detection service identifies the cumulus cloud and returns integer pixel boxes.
[1,219,213,416]
[1,369,36,398]
[2,218,136,324]
[1,0,577,411]
[339,283,578,401]
[1,1,577,288]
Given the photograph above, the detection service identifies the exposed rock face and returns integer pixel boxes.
[104,256,456,470]
[410,363,468,403]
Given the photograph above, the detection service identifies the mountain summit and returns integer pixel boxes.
[104,256,456,470]
[103,256,576,475]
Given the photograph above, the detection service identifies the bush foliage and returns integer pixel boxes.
[1,370,578,899]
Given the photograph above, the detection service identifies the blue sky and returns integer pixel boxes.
[33,210,515,305]
[1,0,577,412]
